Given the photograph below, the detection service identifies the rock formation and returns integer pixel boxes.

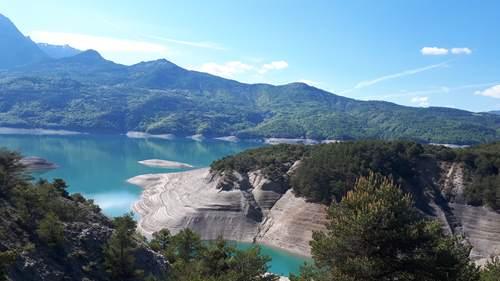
[19,156,58,171]
[129,162,327,256]
[437,162,500,265]
[138,159,194,169]
[130,158,500,262]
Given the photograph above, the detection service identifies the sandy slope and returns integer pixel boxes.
[128,167,327,256]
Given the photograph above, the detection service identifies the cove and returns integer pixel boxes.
[0,132,309,276]
[236,242,311,277]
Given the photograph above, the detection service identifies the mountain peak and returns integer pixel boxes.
[0,14,47,69]
[61,49,109,64]
[132,58,178,68]
[77,49,103,59]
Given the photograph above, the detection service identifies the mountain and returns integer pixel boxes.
[490,110,500,115]
[0,14,47,69]
[0,14,500,144]
[37,43,81,58]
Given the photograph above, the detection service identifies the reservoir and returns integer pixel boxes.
[0,132,309,276]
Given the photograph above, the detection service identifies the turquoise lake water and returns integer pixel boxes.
[0,133,309,276]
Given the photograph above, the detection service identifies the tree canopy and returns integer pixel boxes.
[292,174,480,281]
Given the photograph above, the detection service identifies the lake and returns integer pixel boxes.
[0,132,309,276]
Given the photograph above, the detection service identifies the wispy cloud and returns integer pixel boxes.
[29,31,168,54]
[340,61,449,94]
[193,60,289,78]
[410,96,430,107]
[451,47,472,55]
[475,85,500,99]
[421,46,472,56]
[145,35,226,51]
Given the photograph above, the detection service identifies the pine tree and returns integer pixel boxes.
[103,213,141,280]
[36,212,64,248]
[297,173,480,281]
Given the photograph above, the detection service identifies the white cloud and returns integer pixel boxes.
[421,46,472,56]
[195,61,253,77]
[451,47,472,55]
[258,61,289,74]
[411,96,430,107]
[194,60,289,78]
[421,47,449,56]
[29,31,168,53]
[475,85,500,99]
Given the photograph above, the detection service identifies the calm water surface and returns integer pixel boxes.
[0,133,309,276]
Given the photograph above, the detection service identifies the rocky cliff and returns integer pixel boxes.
[129,162,327,256]
[437,162,500,265]
[130,158,500,262]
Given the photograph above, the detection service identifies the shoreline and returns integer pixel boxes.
[127,168,326,257]
[0,127,479,146]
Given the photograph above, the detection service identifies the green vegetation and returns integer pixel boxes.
[36,212,64,248]
[0,146,277,280]
[2,13,500,143]
[211,144,309,180]
[0,148,167,280]
[103,213,143,280]
[0,250,15,281]
[1,73,498,144]
[148,229,277,281]
[457,142,500,210]
[480,257,500,281]
[291,174,480,281]
[1,28,500,145]
[1,140,500,280]
[212,141,500,210]
[291,141,427,203]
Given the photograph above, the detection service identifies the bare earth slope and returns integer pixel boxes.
[128,165,327,256]
[438,162,500,264]
[129,160,500,260]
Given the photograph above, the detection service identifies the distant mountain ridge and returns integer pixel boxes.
[37,42,81,58]
[0,14,499,144]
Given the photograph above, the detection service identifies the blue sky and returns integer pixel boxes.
[1,0,500,112]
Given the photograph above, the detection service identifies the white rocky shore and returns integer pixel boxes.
[126,131,175,140]
[138,159,194,169]
[19,156,58,171]
[0,127,82,135]
[128,165,327,256]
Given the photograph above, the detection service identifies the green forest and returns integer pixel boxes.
[1,52,500,144]
[212,141,500,210]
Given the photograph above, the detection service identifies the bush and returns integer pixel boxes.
[36,212,64,248]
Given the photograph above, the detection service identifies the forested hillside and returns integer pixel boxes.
[1,14,500,144]
[211,141,500,209]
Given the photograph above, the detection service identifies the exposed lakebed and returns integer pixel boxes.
[0,132,308,276]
